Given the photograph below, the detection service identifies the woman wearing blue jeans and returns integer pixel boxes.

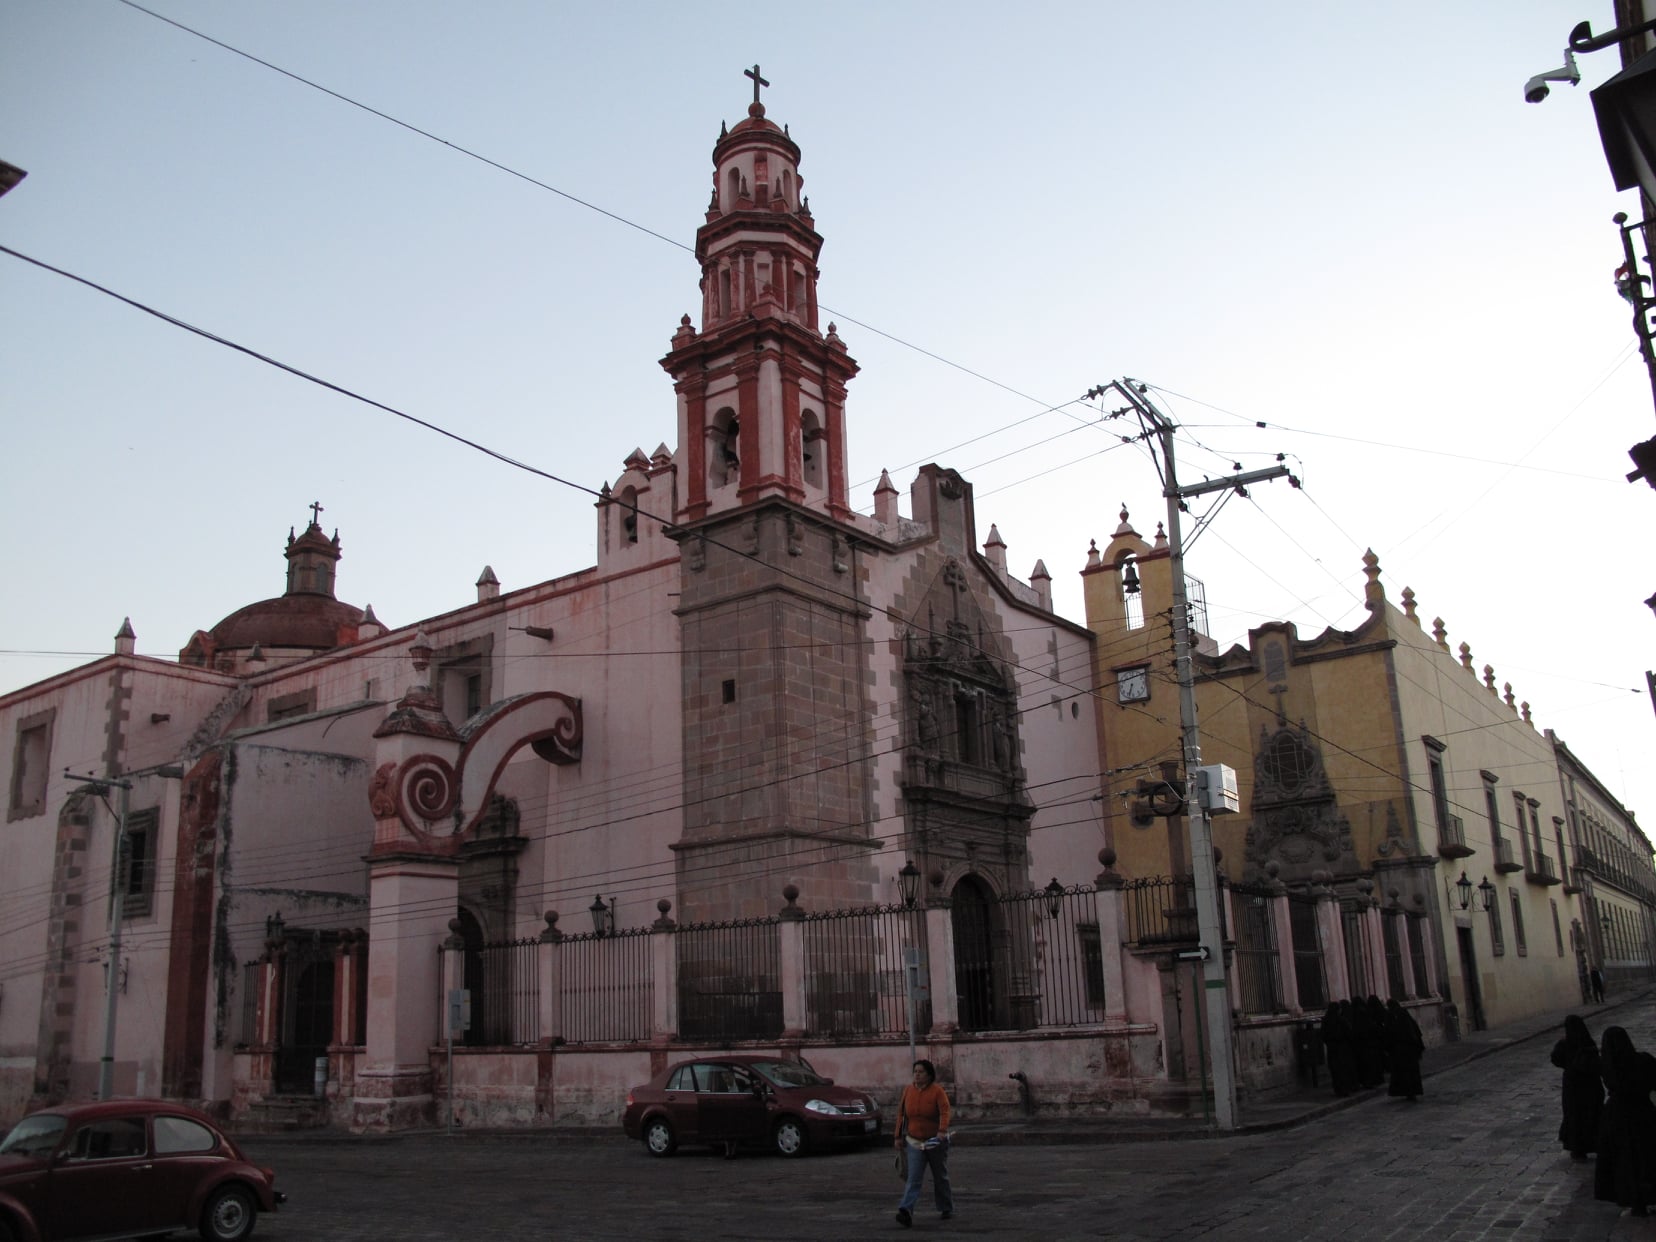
[894,1059,953,1226]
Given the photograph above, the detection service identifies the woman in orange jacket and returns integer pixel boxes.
[894,1059,953,1226]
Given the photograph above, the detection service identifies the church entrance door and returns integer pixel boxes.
[274,947,335,1094]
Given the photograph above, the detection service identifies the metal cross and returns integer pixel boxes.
[745,64,769,105]
[309,501,324,526]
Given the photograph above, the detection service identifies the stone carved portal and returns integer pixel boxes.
[898,559,1037,1033]
[1243,721,1357,882]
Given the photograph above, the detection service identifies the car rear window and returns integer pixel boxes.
[154,1116,218,1154]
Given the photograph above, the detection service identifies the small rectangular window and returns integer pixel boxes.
[8,708,55,821]
[1077,923,1107,1007]
[721,679,736,704]
[1489,893,1506,957]
[1551,899,1565,956]
[118,808,159,919]
[1510,890,1527,956]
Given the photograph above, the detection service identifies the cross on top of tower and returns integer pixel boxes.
[309,500,325,527]
[744,64,770,114]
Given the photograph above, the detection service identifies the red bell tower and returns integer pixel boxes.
[661,66,858,524]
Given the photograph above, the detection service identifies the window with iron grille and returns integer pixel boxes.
[1488,891,1505,956]
[1406,914,1429,997]
[1381,910,1405,1000]
[1288,895,1325,1010]
[1510,890,1527,956]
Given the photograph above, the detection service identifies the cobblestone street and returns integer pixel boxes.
[240,995,1656,1241]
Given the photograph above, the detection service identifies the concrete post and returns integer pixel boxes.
[651,904,679,1041]
[1093,856,1129,1025]
[538,912,563,1045]
[1268,888,1299,1013]
[1315,892,1350,1003]
[923,902,958,1034]
[778,886,807,1037]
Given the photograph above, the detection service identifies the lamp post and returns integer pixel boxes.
[1477,877,1496,913]
[66,761,185,1100]
[1043,878,1065,920]
[897,860,920,909]
[588,895,615,937]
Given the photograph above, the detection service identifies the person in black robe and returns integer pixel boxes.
[1552,1014,1603,1160]
[1595,1026,1656,1214]
[1322,1002,1358,1097]
[1351,997,1383,1089]
[1385,998,1424,1101]
[1368,995,1393,1082]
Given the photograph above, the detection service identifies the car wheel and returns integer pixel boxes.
[642,1116,677,1157]
[773,1116,808,1157]
[199,1185,257,1242]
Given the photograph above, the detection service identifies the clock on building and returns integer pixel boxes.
[1117,666,1150,703]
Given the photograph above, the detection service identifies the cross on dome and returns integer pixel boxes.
[745,64,769,105]
[309,500,325,526]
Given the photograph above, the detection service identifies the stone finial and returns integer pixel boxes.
[1459,641,1473,671]
[1503,681,1515,709]
[780,884,802,916]
[1483,663,1496,691]
[1522,701,1532,724]
[1085,539,1102,571]
[672,313,696,347]
[114,617,136,656]
[409,629,433,679]
[246,642,266,665]
[540,910,562,943]
[477,565,500,603]
[1096,846,1123,889]
[1153,522,1167,549]
[1362,549,1384,610]
[1113,506,1135,537]
[983,523,1007,572]
[1030,560,1052,611]
[359,604,383,640]
[1433,617,1448,648]
[1400,587,1419,625]
[874,468,899,527]
[650,442,672,467]
[652,898,676,932]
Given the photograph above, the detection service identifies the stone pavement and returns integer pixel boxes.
[235,988,1656,1240]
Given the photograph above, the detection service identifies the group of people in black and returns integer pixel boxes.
[1553,1015,1656,1215]
[1319,995,1426,1100]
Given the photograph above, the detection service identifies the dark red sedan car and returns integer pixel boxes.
[0,1099,284,1242]
[622,1055,881,1158]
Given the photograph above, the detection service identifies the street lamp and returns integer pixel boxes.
[897,860,920,909]
[588,895,615,937]
[1043,877,1065,920]
[1477,876,1496,913]
[1454,871,1473,911]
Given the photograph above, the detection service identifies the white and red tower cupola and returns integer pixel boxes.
[662,66,859,524]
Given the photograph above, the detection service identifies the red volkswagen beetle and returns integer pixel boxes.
[622,1054,881,1157]
[0,1099,284,1242]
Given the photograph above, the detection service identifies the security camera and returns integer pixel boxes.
[1524,49,1580,104]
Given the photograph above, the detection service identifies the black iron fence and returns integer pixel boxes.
[676,916,782,1042]
[1341,901,1371,999]
[1229,883,1282,1014]
[1123,876,1199,946]
[463,935,540,1046]
[1287,891,1326,1011]
[801,903,928,1039]
[559,927,652,1043]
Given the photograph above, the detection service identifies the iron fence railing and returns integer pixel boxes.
[1287,891,1326,1011]
[1406,913,1430,998]
[676,916,782,1042]
[1123,876,1200,946]
[1229,883,1282,1014]
[998,885,1109,1029]
[1340,901,1371,999]
[1381,910,1406,1001]
[464,935,540,1046]
[559,926,652,1044]
[801,903,928,1039]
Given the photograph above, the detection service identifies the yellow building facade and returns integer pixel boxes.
[1084,507,1581,1037]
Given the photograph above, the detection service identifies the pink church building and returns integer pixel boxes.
[0,84,1123,1132]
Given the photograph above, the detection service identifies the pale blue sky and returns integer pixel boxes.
[2,2,1651,819]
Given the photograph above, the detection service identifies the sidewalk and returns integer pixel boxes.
[240,988,1651,1149]
[964,987,1655,1146]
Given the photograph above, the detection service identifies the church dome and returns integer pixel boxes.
[180,513,377,673]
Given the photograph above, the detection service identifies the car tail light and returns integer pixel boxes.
[625,1090,634,1106]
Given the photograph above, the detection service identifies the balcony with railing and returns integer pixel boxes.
[1526,851,1562,887]
[1437,813,1474,860]
[1493,838,1523,874]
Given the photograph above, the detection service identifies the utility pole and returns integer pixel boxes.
[1092,378,1293,1131]
[67,761,184,1100]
